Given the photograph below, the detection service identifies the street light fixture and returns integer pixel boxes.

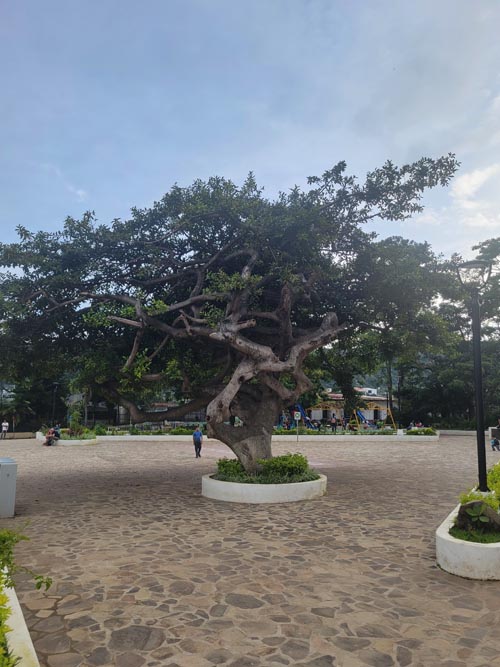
[51,382,60,426]
[457,259,492,492]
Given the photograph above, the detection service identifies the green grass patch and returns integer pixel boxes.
[449,525,500,543]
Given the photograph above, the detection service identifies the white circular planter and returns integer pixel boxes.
[436,504,500,580]
[202,474,327,504]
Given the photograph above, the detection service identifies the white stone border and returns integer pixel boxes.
[436,504,500,580]
[35,432,97,446]
[271,434,439,442]
[201,473,327,504]
[36,432,439,445]
[4,584,40,666]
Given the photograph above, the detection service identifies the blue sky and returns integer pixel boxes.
[1,0,499,257]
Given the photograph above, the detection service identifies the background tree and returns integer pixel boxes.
[352,237,447,414]
[0,156,458,470]
[397,240,500,427]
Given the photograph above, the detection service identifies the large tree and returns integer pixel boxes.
[0,157,458,470]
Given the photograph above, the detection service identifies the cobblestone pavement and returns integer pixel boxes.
[1,435,500,667]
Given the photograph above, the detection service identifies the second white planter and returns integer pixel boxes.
[436,504,500,580]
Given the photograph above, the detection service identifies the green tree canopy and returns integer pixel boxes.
[0,156,458,469]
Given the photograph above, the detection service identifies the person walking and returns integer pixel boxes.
[330,415,337,433]
[193,425,203,458]
[491,437,500,452]
[1,419,8,439]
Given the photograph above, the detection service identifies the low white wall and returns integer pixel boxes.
[271,434,439,443]
[440,430,488,436]
[202,474,327,504]
[4,584,40,666]
[36,432,439,445]
[436,504,500,580]
[98,434,194,442]
[35,432,97,446]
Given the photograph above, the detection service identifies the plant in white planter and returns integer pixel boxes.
[0,528,52,665]
[450,461,500,543]
[436,460,500,579]
[0,570,19,667]
[202,453,327,503]
[213,453,319,484]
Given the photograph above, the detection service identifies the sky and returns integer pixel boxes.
[1,0,499,258]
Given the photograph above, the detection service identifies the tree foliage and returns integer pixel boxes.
[0,156,459,468]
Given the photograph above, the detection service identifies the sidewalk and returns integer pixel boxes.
[1,436,499,667]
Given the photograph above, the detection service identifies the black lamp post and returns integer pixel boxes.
[457,259,492,492]
[51,382,59,426]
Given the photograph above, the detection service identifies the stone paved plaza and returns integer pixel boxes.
[1,435,500,667]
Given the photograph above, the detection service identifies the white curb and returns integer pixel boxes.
[202,474,327,504]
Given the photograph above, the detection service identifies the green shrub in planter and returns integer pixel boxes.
[60,430,96,440]
[459,490,500,512]
[406,427,436,435]
[259,452,309,476]
[0,572,19,667]
[169,427,197,435]
[487,463,500,497]
[453,461,500,542]
[94,424,107,436]
[216,458,245,478]
[213,453,319,484]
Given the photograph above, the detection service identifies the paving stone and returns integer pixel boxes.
[204,648,233,663]
[355,624,395,639]
[86,646,112,665]
[32,614,66,633]
[151,647,177,660]
[332,637,371,652]
[116,653,146,667]
[24,596,57,611]
[227,658,260,667]
[170,581,196,595]
[67,614,98,629]
[263,637,285,647]
[451,596,484,611]
[280,639,310,660]
[209,604,227,617]
[34,632,72,653]
[225,593,264,609]
[358,648,395,666]
[47,653,83,667]
[297,658,336,667]
[395,646,412,667]
[311,607,336,618]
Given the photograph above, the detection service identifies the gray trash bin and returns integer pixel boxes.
[0,457,17,517]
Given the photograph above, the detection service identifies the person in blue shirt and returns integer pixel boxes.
[193,425,203,458]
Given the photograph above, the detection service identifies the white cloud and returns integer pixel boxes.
[451,164,500,201]
[40,162,88,202]
[65,184,87,202]
[462,211,500,230]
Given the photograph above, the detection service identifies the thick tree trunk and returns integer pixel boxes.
[206,385,281,472]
